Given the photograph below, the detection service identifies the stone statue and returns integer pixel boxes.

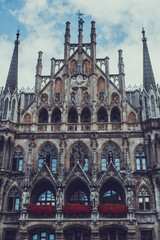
[22,188,30,209]
[91,190,99,208]
[127,188,134,209]
[56,188,64,208]
[79,18,84,30]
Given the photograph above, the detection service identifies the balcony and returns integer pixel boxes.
[0,120,141,133]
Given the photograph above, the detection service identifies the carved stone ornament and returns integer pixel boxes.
[71,74,89,89]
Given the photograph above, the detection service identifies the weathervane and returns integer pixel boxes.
[76,10,85,31]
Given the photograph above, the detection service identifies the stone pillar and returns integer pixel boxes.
[8,141,14,170]
[1,140,7,169]
[55,230,63,240]
[144,138,150,169]
[91,230,99,240]
[48,111,52,123]
[150,133,157,167]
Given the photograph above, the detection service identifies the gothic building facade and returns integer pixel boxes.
[0,19,160,240]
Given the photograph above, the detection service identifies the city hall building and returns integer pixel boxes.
[0,17,160,240]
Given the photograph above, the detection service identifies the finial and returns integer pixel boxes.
[76,10,85,31]
[142,27,147,41]
[15,28,20,44]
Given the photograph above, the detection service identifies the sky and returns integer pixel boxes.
[0,0,160,90]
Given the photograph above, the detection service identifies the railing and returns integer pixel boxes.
[0,120,142,133]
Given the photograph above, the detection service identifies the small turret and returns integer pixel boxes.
[118,50,125,95]
[4,30,20,94]
[35,51,43,95]
[64,22,70,62]
[90,21,96,74]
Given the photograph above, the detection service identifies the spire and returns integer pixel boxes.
[142,28,156,92]
[77,11,84,46]
[4,30,20,94]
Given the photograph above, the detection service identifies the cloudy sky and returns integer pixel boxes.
[0,0,160,90]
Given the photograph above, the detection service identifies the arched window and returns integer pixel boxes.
[111,106,121,122]
[100,180,125,204]
[138,186,150,210]
[29,228,55,240]
[64,227,90,240]
[3,98,9,119]
[8,187,20,211]
[11,99,16,121]
[101,142,120,170]
[37,190,55,206]
[12,147,23,171]
[84,92,89,101]
[71,92,75,101]
[144,97,149,119]
[70,60,77,75]
[81,107,91,123]
[38,145,57,171]
[70,142,89,171]
[83,59,90,75]
[151,95,156,117]
[51,108,61,124]
[135,145,146,170]
[99,91,104,100]
[39,108,48,123]
[98,107,108,122]
[100,227,127,240]
[55,92,60,101]
[68,107,78,123]
[66,181,89,205]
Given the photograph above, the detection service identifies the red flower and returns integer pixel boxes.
[62,203,93,217]
[98,203,128,218]
[27,204,57,217]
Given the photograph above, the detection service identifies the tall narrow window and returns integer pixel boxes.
[24,95,29,109]
[4,229,16,240]
[38,145,57,171]
[84,92,89,101]
[135,145,146,171]
[39,108,48,123]
[12,147,23,171]
[99,92,104,100]
[71,92,75,101]
[8,187,20,211]
[141,230,153,240]
[3,98,9,119]
[138,186,150,211]
[151,96,156,117]
[144,97,149,119]
[101,142,120,170]
[11,99,16,121]
[55,92,60,101]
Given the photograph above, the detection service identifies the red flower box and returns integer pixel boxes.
[98,203,128,218]
[27,204,56,217]
[62,203,93,218]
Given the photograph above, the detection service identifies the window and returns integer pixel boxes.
[70,143,89,171]
[71,92,75,101]
[99,92,104,100]
[135,145,146,171]
[100,228,127,240]
[151,96,156,117]
[4,229,16,240]
[51,108,61,124]
[84,92,89,101]
[3,98,9,119]
[38,145,57,171]
[8,187,20,211]
[24,95,29,109]
[111,106,121,122]
[11,99,16,121]
[68,107,78,123]
[55,92,60,101]
[138,187,150,211]
[101,143,120,170]
[30,230,55,240]
[39,108,48,123]
[37,190,55,206]
[144,97,149,119]
[67,181,89,205]
[103,190,121,204]
[81,107,91,123]
[98,107,108,123]
[12,147,23,171]
[65,228,90,240]
[141,230,153,240]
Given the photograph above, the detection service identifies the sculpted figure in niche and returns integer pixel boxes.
[56,188,64,208]
[23,114,31,124]
[22,188,30,209]
[90,190,99,208]
[127,188,134,209]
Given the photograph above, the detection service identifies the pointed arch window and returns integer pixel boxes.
[37,190,56,206]
[111,106,121,122]
[24,95,29,109]
[68,107,78,123]
[11,99,16,121]
[81,107,91,123]
[135,145,146,171]
[8,187,20,211]
[3,98,9,119]
[38,145,57,171]
[138,186,150,210]
[84,92,89,101]
[39,108,48,123]
[55,92,60,101]
[99,92,104,101]
[151,96,156,117]
[144,97,149,119]
[98,107,108,123]
[12,147,23,171]
[51,108,61,124]
[70,143,89,171]
[101,143,120,170]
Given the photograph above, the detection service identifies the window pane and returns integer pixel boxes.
[136,158,141,170]
[52,158,57,171]
[15,198,19,210]
[38,158,43,170]
[102,158,106,170]
[18,159,23,171]
[33,234,38,240]
[142,158,146,170]
[83,158,88,171]
[141,230,153,240]
[5,229,16,240]
[49,234,54,240]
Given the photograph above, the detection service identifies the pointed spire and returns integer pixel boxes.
[142,28,156,92]
[4,30,20,94]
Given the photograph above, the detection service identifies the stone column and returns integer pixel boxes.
[144,138,150,169]
[150,133,157,167]
[1,140,7,169]
[8,141,14,170]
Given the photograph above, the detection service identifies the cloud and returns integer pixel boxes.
[0,0,160,90]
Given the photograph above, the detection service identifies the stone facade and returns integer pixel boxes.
[0,19,160,240]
